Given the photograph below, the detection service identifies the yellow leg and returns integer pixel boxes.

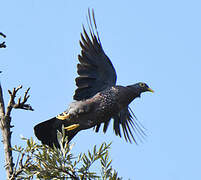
[64,124,80,131]
[56,112,70,120]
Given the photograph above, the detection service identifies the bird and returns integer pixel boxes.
[34,9,154,148]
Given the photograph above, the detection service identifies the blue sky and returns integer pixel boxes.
[1,0,201,179]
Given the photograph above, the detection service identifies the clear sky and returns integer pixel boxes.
[1,0,201,179]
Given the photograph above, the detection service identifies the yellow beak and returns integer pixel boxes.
[147,87,154,93]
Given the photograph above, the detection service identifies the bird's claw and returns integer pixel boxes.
[64,124,80,131]
[56,112,70,120]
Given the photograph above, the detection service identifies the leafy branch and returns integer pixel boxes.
[11,127,122,179]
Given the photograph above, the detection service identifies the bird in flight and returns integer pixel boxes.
[34,9,154,148]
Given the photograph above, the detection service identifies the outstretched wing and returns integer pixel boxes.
[74,9,117,101]
[95,106,146,144]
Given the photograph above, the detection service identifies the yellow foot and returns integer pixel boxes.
[64,124,80,131]
[56,112,70,120]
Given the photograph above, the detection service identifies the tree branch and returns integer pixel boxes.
[0,84,34,179]
[6,86,34,117]
[0,32,6,48]
[9,152,32,180]
[0,83,5,117]
[0,32,6,38]
[0,84,14,179]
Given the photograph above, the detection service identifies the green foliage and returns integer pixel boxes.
[12,127,122,179]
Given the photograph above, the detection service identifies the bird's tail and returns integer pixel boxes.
[34,117,78,148]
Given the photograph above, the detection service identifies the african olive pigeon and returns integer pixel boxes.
[34,9,154,148]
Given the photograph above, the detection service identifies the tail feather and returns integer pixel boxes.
[34,117,78,148]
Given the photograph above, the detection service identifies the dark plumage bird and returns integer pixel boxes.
[34,9,154,148]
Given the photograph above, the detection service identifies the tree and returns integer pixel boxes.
[0,34,121,179]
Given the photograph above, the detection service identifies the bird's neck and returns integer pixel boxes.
[115,86,140,109]
[126,86,141,101]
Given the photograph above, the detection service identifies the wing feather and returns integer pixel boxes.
[74,9,117,101]
[94,106,146,144]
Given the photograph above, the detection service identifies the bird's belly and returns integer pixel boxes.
[85,103,119,128]
[70,105,117,130]
[66,96,122,130]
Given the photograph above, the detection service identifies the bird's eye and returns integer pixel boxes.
[139,83,145,87]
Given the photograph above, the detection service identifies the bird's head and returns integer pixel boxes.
[127,82,154,98]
